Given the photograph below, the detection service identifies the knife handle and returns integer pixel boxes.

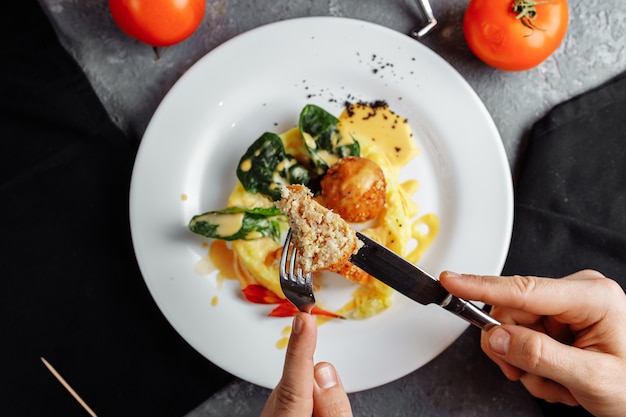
[440,295,500,330]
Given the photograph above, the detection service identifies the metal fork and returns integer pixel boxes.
[279,229,316,314]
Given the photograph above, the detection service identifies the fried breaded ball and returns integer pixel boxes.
[320,157,386,223]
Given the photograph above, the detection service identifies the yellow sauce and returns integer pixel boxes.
[316,149,340,168]
[194,253,216,275]
[407,213,440,264]
[275,325,293,350]
[276,337,289,349]
[240,158,252,172]
[338,102,419,166]
[208,240,239,283]
[204,212,245,237]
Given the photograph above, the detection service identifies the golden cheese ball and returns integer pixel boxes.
[320,156,386,223]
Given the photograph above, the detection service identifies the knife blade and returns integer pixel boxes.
[350,231,500,330]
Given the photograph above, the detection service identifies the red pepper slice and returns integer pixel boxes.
[242,284,285,304]
[242,285,344,319]
[269,301,344,319]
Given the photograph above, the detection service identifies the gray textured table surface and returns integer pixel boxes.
[40,0,626,416]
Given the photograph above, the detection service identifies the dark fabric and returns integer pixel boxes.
[502,70,626,416]
[0,2,233,416]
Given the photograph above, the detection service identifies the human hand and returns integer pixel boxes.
[260,312,353,417]
[440,269,626,417]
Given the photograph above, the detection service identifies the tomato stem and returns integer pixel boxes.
[512,0,551,34]
[152,46,170,61]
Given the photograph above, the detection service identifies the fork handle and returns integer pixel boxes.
[440,294,500,331]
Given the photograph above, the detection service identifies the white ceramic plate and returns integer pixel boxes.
[130,17,513,393]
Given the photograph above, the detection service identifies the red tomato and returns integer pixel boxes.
[108,0,206,47]
[463,0,569,71]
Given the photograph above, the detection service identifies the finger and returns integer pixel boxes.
[313,362,353,417]
[282,312,317,387]
[489,305,572,339]
[488,304,541,327]
[519,373,579,406]
[261,312,317,417]
[439,270,613,325]
[484,325,606,394]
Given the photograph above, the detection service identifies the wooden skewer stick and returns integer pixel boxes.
[40,357,98,417]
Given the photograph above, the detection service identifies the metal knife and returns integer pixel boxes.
[350,231,500,330]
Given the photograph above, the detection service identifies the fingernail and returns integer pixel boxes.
[489,327,510,355]
[445,271,462,279]
[315,364,338,389]
[292,314,303,335]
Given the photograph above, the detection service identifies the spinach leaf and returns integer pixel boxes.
[299,104,360,175]
[189,206,285,241]
[236,132,310,201]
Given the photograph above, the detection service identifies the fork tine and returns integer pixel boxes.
[289,240,298,282]
[279,228,316,314]
[279,229,292,278]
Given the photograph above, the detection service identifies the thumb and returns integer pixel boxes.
[313,362,353,417]
[260,312,317,417]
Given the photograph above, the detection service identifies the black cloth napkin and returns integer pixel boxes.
[0,2,233,416]
[502,70,626,416]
